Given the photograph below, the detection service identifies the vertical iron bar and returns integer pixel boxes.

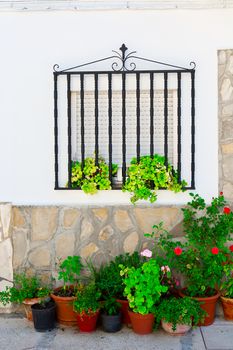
[80,74,85,169]
[191,70,195,189]
[94,73,99,166]
[150,72,154,157]
[164,72,168,166]
[136,73,140,162]
[122,73,126,184]
[54,73,59,189]
[108,73,113,184]
[67,74,72,188]
[177,72,181,182]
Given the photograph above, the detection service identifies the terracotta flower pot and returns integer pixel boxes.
[116,299,131,326]
[51,287,77,326]
[23,298,41,321]
[220,296,233,321]
[161,320,191,336]
[76,311,99,332]
[179,289,220,326]
[128,310,154,335]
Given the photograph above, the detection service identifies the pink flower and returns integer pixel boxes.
[229,245,233,252]
[161,265,170,273]
[174,247,182,256]
[175,279,180,287]
[211,247,219,255]
[224,207,231,214]
[140,249,152,258]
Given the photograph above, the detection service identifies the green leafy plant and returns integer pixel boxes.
[89,252,144,300]
[101,297,121,316]
[57,256,83,296]
[0,274,50,305]
[123,154,187,204]
[148,193,233,297]
[156,297,206,331]
[120,258,168,314]
[73,283,101,317]
[71,156,118,194]
[220,264,233,298]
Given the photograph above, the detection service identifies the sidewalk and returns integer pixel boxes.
[0,314,232,350]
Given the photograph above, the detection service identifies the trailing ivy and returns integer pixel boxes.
[123,154,187,204]
[71,156,118,194]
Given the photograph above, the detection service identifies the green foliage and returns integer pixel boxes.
[101,297,121,316]
[89,252,144,300]
[148,193,233,297]
[0,274,50,305]
[71,156,118,194]
[220,264,233,298]
[73,283,101,316]
[120,259,168,315]
[58,256,83,293]
[156,297,206,331]
[122,154,187,204]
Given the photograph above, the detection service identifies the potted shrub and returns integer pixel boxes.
[71,156,118,194]
[90,252,143,326]
[51,255,83,325]
[120,258,168,334]
[150,193,233,326]
[73,283,101,332]
[156,297,206,335]
[101,297,122,333]
[220,262,233,320]
[122,154,187,204]
[0,273,49,321]
[31,294,56,332]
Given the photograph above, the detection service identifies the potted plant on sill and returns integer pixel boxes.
[89,252,143,326]
[73,283,101,332]
[0,273,50,321]
[220,262,233,320]
[156,297,206,335]
[51,255,83,326]
[120,258,168,335]
[150,193,233,326]
[101,297,122,333]
[71,156,118,194]
[122,154,187,204]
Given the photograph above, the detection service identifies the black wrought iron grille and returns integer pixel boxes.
[54,44,196,190]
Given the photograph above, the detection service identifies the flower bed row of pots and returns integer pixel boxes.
[0,193,233,335]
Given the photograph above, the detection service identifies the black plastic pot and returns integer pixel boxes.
[101,312,122,333]
[31,301,56,332]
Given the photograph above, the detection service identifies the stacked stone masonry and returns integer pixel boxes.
[12,205,183,279]
[219,49,233,204]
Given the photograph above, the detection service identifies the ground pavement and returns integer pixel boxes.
[0,314,232,350]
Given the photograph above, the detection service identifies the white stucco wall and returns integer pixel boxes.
[0,8,231,205]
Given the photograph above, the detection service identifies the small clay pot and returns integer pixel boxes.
[51,287,77,326]
[161,320,191,336]
[220,296,233,321]
[128,310,154,335]
[23,298,41,321]
[76,311,99,332]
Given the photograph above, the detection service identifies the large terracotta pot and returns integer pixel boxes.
[116,299,131,326]
[220,296,233,321]
[161,320,191,336]
[128,310,154,335]
[179,289,220,326]
[76,311,99,332]
[23,298,41,321]
[51,287,77,326]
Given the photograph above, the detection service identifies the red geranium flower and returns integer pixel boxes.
[220,191,223,196]
[224,207,231,214]
[229,245,233,252]
[174,247,182,256]
[211,247,219,255]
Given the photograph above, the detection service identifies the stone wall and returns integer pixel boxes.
[12,205,183,279]
[219,49,233,204]
[0,203,13,312]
